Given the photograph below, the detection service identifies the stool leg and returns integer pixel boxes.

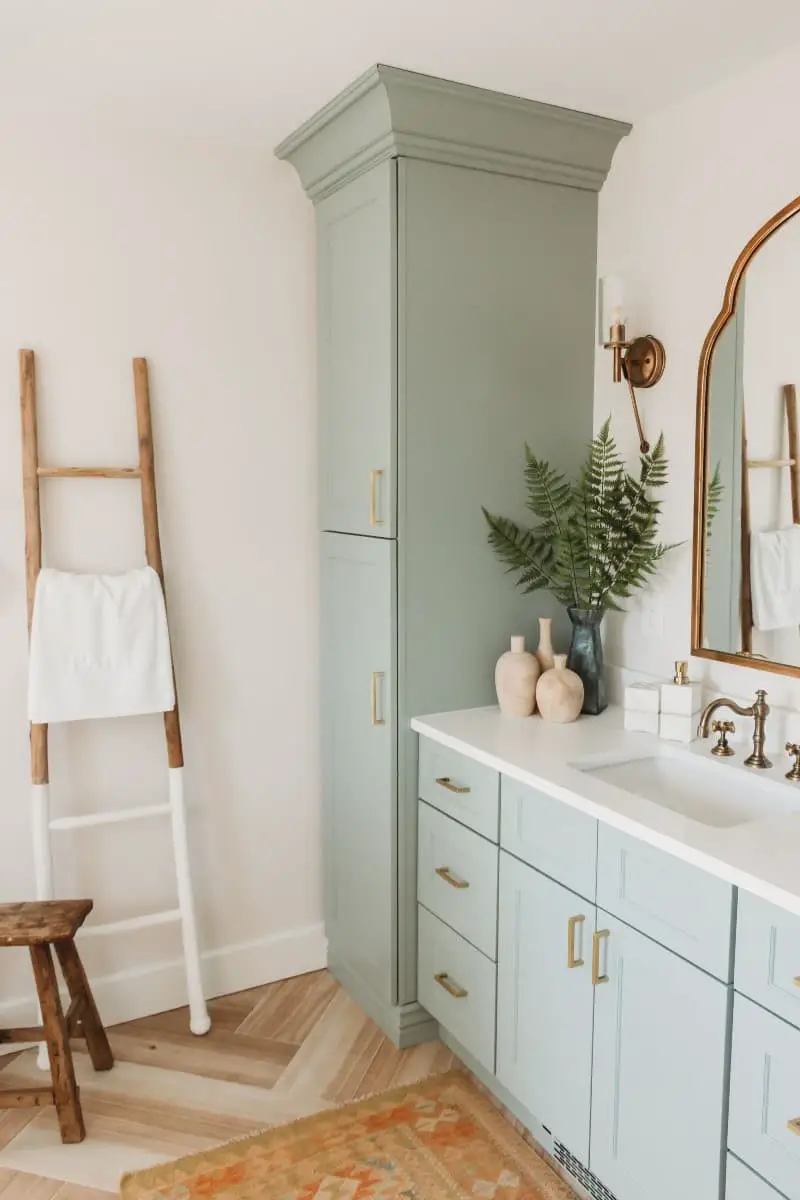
[54,939,113,1072]
[29,943,84,1144]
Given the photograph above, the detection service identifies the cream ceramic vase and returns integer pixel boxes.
[536,653,584,724]
[495,636,540,717]
[535,616,555,672]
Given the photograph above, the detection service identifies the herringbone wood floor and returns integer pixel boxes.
[0,971,455,1197]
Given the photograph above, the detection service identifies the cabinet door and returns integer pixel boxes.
[317,159,396,537]
[321,532,396,1006]
[496,852,595,1161]
[590,913,729,1200]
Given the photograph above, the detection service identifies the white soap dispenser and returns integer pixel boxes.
[660,661,703,741]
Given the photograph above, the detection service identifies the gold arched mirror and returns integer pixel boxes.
[693,193,800,676]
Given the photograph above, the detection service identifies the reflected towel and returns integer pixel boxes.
[28,566,175,723]
[750,525,800,631]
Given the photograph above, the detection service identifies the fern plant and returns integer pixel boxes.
[482,418,677,612]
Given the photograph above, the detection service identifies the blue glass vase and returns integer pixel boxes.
[566,606,607,715]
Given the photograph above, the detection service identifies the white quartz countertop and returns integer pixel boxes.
[411,705,800,918]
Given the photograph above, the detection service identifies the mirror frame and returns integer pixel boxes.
[691,191,800,677]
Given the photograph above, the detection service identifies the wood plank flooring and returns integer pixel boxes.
[0,971,455,1197]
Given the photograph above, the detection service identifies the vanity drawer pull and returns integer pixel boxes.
[794,976,800,988]
[435,776,471,794]
[592,929,610,985]
[789,1118,800,1136]
[567,914,585,969]
[434,971,468,999]
[435,866,469,890]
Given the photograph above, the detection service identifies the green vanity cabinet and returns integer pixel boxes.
[496,851,596,1161]
[590,913,731,1200]
[278,66,629,1045]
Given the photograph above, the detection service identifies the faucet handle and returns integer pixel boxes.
[711,720,735,757]
[786,743,800,782]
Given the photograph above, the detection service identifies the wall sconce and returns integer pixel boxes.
[601,281,666,453]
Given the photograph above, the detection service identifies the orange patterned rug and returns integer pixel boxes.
[120,1070,576,1200]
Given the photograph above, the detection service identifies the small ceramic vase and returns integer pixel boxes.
[495,635,541,717]
[536,653,584,724]
[535,616,555,672]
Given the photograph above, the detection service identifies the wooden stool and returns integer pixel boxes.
[0,900,113,1143]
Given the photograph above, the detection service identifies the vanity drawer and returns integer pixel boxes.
[418,802,499,959]
[418,737,499,842]
[726,1156,785,1200]
[500,775,597,900]
[729,994,800,1200]
[596,826,734,980]
[418,904,496,1073]
[736,891,800,1029]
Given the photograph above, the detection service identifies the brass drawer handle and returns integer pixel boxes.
[434,972,468,999]
[370,671,386,726]
[369,469,386,526]
[435,866,469,890]
[789,1118,800,1136]
[567,914,585,969]
[794,976,800,988]
[435,776,471,794]
[592,929,610,985]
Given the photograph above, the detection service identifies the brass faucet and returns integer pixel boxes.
[697,690,771,769]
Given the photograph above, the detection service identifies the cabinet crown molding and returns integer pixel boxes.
[275,64,631,200]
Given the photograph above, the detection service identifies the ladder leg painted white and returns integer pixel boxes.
[169,767,211,1035]
[32,782,54,1070]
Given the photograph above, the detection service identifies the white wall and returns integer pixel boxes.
[0,110,323,1024]
[595,39,800,746]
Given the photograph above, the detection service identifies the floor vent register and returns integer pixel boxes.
[554,1143,619,1200]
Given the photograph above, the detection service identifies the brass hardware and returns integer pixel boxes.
[673,660,689,685]
[435,866,469,890]
[786,743,800,782]
[370,671,386,726]
[691,192,800,681]
[567,914,585,969]
[592,929,610,985]
[711,720,736,757]
[369,469,385,527]
[794,976,800,987]
[434,972,467,999]
[698,690,771,769]
[604,320,666,453]
[435,777,470,794]
[788,1117,800,1136]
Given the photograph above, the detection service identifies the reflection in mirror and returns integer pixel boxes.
[702,212,800,668]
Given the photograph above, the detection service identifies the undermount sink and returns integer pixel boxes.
[573,746,800,829]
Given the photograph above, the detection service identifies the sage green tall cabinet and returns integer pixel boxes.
[276,66,629,1046]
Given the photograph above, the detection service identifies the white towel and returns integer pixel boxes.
[750,525,800,631]
[28,566,176,723]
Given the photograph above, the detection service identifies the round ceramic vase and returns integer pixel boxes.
[495,635,540,717]
[536,653,584,723]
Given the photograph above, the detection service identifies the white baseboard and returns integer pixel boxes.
[0,922,328,1043]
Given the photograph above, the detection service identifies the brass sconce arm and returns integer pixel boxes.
[604,316,666,453]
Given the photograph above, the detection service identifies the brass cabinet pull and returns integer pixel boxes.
[567,914,585,969]
[434,971,468,999]
[370,671,386,726]
[794,976,800,988]
[789,1118,800,1136]
[592,929,610,985]
[369,469,386,526]
[435,866,469,890]
[435,776,471,794]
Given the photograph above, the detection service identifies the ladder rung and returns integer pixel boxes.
[37,466,141,479]
[81,909,181,938]
[49,803,171,832]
